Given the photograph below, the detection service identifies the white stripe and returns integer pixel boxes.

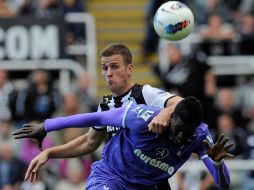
[122,101,133,128]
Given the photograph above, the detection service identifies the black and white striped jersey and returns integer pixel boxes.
[93,84,175,137]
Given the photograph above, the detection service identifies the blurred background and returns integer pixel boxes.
[0,0,254,189]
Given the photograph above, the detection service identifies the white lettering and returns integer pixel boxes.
[0,25,60,60]
[6,26,29,59]
[134,148,175,175]
[30,25,59,59]
[159,163,169,171]
[149,159,156,166]
[144,157,152,163]
[168,167,174,175]
[134,149,142,156]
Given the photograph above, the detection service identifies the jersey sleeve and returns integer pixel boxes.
[202,157,230,189]
[45,106,127,132]
[193,132,214,159]
[142,84,175,108]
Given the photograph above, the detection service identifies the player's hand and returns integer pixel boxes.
[12,123,47,150]
[148,109,170,134]
[24,150,50,182]
[204,134,234,162]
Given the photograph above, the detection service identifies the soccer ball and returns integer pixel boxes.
[153,1,194,41]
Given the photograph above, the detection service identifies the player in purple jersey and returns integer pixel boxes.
[13,97,233,190]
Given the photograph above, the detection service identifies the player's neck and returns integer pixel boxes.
[112,82,135,97]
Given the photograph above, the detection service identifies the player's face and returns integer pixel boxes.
[169,116,196,146]
[101,54,133,96]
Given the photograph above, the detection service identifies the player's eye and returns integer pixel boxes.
[111,64,119,70]
[102,66,108,71]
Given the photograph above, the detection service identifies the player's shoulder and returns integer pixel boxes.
[142,84,167,93]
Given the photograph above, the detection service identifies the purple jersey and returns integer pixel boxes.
[96,102,210,186]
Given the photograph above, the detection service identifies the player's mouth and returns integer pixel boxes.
[107,80,113,85]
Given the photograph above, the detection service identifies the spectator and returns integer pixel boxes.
[0,142,27,189]
[72,72,98,112]
[242,116,254,190]
[62,0,86,45]
[236,75,254,123]
[56,92,88,144]
[216,114,248,158]
[0,120,20,156]
[56,158,87,190]
[154,43,216,127]
[19,0,61,18]
[21,180,47,190]
[214,88,247,129]
[14,69,62,123]
[0,70,14,122]
[141,0,167,58]
[0,0,16,17]
[193,0,231,25]
[199,13,236,56]
[237,13,254,55]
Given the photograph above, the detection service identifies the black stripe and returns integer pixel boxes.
[130,84,146,104]
[113,97,123,108]
[164,95,177,108]
[99,95,112,111]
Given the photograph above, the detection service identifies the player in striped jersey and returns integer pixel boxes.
[95,84,177,139]
[13,43,183,189]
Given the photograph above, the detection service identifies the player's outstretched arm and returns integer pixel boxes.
[13,106,126,149]
[202,134,234,190]
[25,128,106,182]
[148,96,183,133]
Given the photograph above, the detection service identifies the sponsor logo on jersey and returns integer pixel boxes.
[107,126,120,136]
[137,109,154,122]
[134,149,175,175]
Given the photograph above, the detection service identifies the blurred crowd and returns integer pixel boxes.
[0,0,254,190]
[0,69,98,190]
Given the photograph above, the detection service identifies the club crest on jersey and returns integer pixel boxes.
[137,109,154,122]
[155,147,169,159]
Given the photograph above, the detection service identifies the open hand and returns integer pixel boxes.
[204,134,234,162]
[12,123,47,150]
[24,150,50,182]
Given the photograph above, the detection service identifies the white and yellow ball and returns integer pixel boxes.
[153,1,194,41]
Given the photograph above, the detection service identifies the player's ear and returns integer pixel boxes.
[126,63,133,75]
